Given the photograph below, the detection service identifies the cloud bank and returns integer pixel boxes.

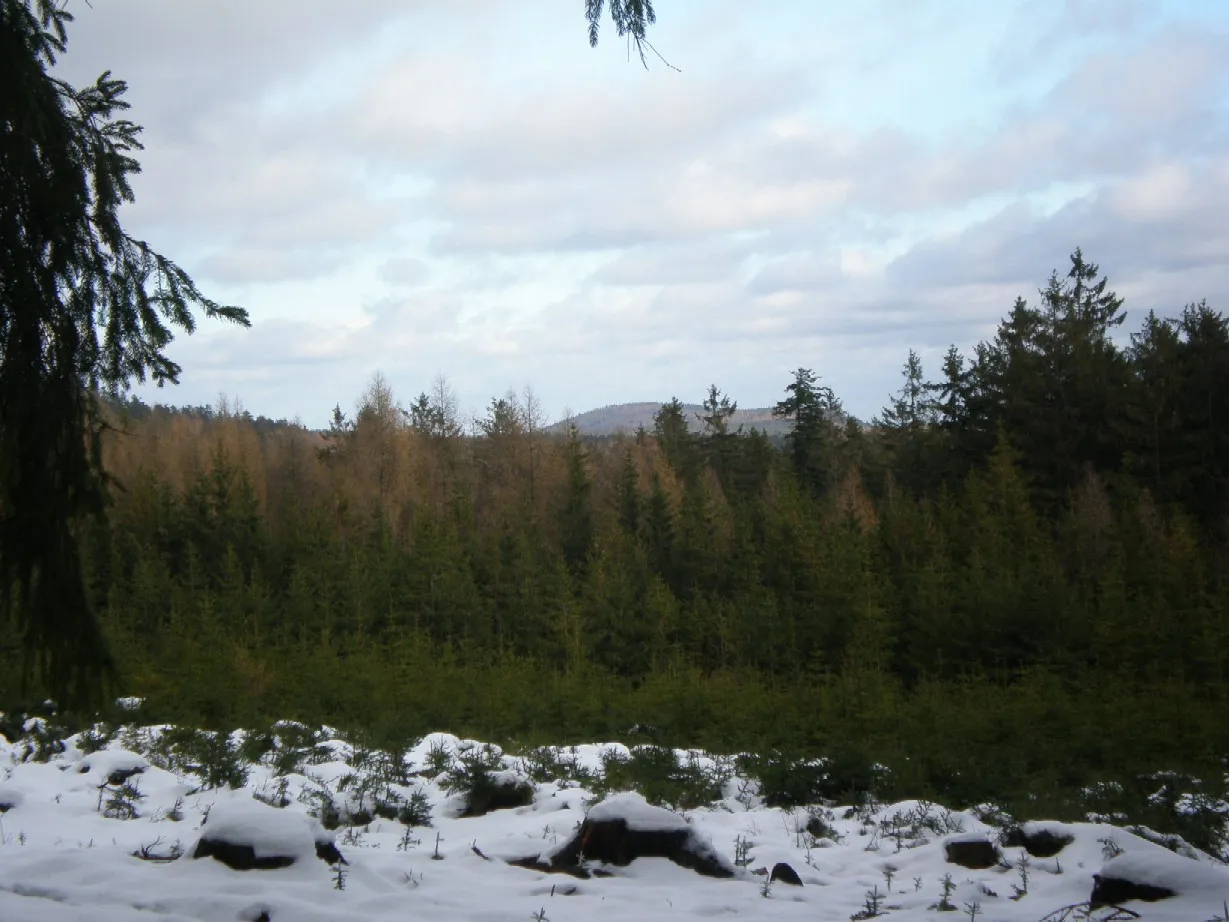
[57,0,1229,425]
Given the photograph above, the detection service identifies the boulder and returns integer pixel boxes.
[1000,822,1074,858]
[770,862,803,886]
[1088,850,1227,908]
[535,792,733,879]
[77,750,148,786]
[1090,874,1175,907]
[193,837,297,871]
[191,800,344,871]
[944,833,999,869]
[315,840,346,865]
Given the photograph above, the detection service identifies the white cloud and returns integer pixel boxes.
[55,0,1229,424]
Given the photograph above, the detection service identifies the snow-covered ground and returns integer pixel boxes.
[1,718,1226,922]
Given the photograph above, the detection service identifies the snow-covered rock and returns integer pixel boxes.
[191,799,341,870]
[75,749,148,785]
[1092,848,1229,906]
[535,792,733,879]
[1001,819,1075,857]
[0,787,23,813]
[587,792,689,831]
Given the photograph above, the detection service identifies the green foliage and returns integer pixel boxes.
[149,727,250,791]
[739,746,889,809]
[441,744,534,816]
[98,777,144,820]
[14,722,68,764]
[596,745,726,809]
[520,745,597,787]
[77,723,116,755]
[773,368,841,496]
[20,247,1221,844]
[397,790,433,828]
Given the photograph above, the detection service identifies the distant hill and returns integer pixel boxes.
[554,402,795,437]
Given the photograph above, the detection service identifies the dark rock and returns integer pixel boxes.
[0,799,15,814]
[1090,874,1176,908]
[315,840,347,866]
[1000,825,1074,858]
[462,777,535,817]
[193,835,344,870]
[193,837,296,871]
[76,761,144,786]
[770,862,803,886]
[106,766,145,786]
[544,816,733,879]
[944,836,999,869]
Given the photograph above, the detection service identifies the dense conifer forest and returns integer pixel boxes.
[6,251,1226,816]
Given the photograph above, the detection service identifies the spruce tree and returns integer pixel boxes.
[653,397,696,478]
[697,384,739,486]
[559,425,594,575]
[1,0,249,705]
[616,447,641,536]
[878,350,935,495]
[773,368,840,496]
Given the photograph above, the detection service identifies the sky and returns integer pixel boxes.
[54,0,1229,427]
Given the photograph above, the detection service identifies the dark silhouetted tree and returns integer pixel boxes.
[0,0,248,705]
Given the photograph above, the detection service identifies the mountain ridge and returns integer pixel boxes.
[553,401,794,436]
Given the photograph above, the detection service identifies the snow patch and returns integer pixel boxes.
[1099,848,1229,894]
[587,792,689,831]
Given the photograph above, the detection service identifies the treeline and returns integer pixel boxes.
[10,250,1227,809]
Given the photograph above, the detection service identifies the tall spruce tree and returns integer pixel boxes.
[973,250,1129,505]
[559,424,594,575]
[773,368,840,496]
[0,1,249,705]
[616,447,641,536]
[653,397,696,479]
[878,350,935,495]
[697,384,739,485]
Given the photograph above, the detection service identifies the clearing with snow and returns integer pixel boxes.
[1,719,1227,922]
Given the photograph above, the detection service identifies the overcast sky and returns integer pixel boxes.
[57,0,1229,426]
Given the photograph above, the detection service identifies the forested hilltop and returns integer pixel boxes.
[9,251,1227,817]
